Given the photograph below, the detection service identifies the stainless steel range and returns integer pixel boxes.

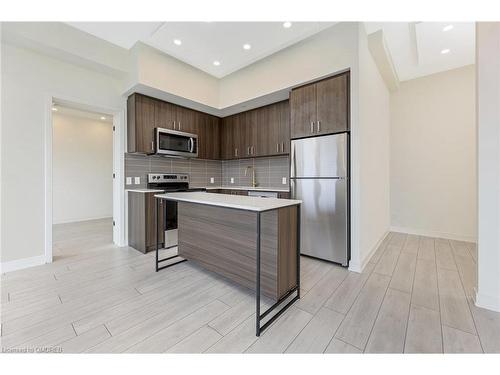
[147,173,204,248]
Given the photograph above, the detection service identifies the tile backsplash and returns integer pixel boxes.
[125,154,222,189]
[221,156,289,189]
[124,154,289,190]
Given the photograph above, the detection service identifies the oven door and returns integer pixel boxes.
[155,128,198,158]
[163,199,178,249]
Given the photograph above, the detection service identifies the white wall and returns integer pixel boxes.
[390,65,477,241]
[1,42,124,266]
[52,113,113,224]
[476,22,500,312]
[352,25,391,271]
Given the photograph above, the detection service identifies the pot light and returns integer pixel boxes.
[173,39,182,46]
[51,107,58,112]
[243,43,251,50]
[441,48,451,54]
[443,24,454,32]
[100,116,106,120]
[213,60,221,66]
[283,21,292,28]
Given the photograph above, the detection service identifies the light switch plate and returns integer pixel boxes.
[282,177,287,185]
[210,177,215,184]
[230,177,234,184]
[126,177,132,185]
[134,177,141,185]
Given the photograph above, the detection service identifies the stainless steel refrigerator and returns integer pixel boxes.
[290,133,349,266]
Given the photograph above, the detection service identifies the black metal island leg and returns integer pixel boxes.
[255,204,301,336]
[155,197,187,272]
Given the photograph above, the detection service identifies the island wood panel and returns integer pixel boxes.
[278,205,298,297]
[177,202,298,301]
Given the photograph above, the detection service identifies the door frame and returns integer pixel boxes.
[44,93,126,264]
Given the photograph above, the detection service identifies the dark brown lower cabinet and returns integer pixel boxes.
[128,192,164,253]
[177,202,298,301]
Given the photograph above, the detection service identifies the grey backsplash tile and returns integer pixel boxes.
[124,153,288,190]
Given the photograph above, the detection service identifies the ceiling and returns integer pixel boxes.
[67,22,335,78]
[52,104,113,123]
[364,22,475,81]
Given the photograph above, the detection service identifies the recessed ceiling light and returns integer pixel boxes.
[283,22,292,29]
[51,107,58,112]
[441,48,451,54]
[100,116,106,120]
[443,24,454,32]
[173,39,182,46]
[213,60,221,66]
[243,43,251,50]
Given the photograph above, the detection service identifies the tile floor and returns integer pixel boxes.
[1,219,499,353]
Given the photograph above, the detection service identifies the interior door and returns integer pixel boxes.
[291,178,348,265]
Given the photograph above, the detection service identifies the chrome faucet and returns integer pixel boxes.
[245,166,258,188]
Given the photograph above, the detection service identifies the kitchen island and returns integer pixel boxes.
[154,191,301,336]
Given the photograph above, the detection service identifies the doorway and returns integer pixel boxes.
[51,104,114,260]
[45,97,126,264]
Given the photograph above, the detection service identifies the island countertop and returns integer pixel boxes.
[154,191,301,212]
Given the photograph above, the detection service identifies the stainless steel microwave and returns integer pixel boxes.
[154,128,198,158]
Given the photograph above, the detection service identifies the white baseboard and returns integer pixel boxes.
[349,230,390,273]
[390,226,477,243]
[1,255,46,274]
[475,290,500,312]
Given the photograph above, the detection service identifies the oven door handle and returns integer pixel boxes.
[189,137,194,153]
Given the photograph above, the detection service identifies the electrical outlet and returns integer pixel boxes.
[282,177,287,185]
[126,177,132,185]
[230,177,234,184]
[134,177,141,185]
[210,177,215,184]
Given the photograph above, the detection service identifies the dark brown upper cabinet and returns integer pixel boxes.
[128,93,220,159]
[219,100,290,160]
[127,94,157,154]
[290,72,349,139]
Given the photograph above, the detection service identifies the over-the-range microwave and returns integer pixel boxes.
[154,127,198,158]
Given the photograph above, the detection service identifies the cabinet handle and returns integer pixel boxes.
[178,122,181,130]
[151,141,154,151]
[172,121,176,130]
[235,148,238,157]
[276,143,279,153]
[247,146,250,155]
[281,142,284,152]
[310,122,314,133]
[251,146,255,155]
[317,120,321,133]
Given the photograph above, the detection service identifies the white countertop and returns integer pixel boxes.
[205,186,290,193]
[155,192,301,212]
[126,189,165,193]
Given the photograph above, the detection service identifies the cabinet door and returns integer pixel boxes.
[278,100,290,154]
[154,100,176,130]
[221,116,234,160]
[207,115,220,160]
[243,110,258,157]
[290,84,316,139]
[175,106,196,133]
[135,94,156,153]
[233,113,245,159]
[316,74,349,134]
[192,112,205,159]
[260,103,279,156]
